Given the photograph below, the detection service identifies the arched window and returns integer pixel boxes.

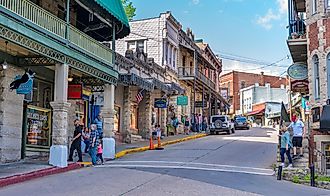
[327,53,330,99]
[313,55,320,99]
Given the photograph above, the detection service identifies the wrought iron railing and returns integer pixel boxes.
[178,67,216,89]
[288,18,306,39]
[0,0,113,65]
[178,67,194,77]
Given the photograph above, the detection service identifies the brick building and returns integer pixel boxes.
[219,71,286,115]
[287,0,330,173]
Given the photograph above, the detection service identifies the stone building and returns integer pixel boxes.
[219,71,286,116]
[0,0,129,165]
[287,0,330,173]
[115,12,228,138]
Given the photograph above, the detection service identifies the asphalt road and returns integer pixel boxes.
[1,128,330,196]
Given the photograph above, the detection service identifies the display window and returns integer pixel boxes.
[114,106,120,133]
[130,104,138,133]
[26,105,51,148]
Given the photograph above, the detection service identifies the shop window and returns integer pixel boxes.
[323,142,330,174]
[313,55,320,100]
[114,106,120,133]
[30,79,53,109]
[130,104,138,130]
[26,105,51,148]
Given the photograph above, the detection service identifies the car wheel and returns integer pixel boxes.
[247,127,250,130]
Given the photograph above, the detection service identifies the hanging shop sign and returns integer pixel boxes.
[177,96,188,106]
[287,63,308,80]
[68,84,82,99]
[154,98,167,108]
[220,88,228,100]
[11,70,35,95]
[195,101,208,108]
[291,79,309,94]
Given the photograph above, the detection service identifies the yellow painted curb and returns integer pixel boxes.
[115,133,207,159]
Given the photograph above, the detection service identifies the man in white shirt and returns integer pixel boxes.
[288,115,305,159]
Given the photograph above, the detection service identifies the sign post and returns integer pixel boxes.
[177,96,188,106]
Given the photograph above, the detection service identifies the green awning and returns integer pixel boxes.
[94,0,130,38]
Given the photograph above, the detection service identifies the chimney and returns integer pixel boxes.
[260,72,265,86]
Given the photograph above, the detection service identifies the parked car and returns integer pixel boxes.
[234,117,250,130]
[209,115,235,135]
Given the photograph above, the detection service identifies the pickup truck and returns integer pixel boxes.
[209,115,235,135]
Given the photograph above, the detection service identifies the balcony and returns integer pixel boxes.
[178,67,216,90]
[287,0,307,63]
[0,0,113,66]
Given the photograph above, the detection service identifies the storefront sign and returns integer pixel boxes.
[220,88,228,100]
[302,97,311,114]
[177,96,188,106]
[15,75,34,95]
[154,98,167,108]
[195,101,208,108]
[287,63,308,80]
[291,79,309,94]
[68,84,82,99]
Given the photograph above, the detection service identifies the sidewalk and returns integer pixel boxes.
[0,133,207,188]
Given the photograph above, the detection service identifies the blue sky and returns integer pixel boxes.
[131,0,291,76]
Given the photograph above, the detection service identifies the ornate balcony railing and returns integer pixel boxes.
[178,67,216,90]
[0,0,113,65]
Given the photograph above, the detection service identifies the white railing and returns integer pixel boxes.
[0,0,113,65]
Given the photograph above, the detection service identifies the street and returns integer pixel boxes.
[1,128,329,196]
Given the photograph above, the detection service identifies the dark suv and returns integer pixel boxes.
[234,117,250,130]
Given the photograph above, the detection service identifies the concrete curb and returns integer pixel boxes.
[0,163,82,188]
[115,133,207,159]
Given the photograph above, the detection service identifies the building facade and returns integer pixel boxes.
[240,83,288,126]
[219,71,286,116]
[288,0,330,173]
[0,0,129,165]
[115,12,228,140]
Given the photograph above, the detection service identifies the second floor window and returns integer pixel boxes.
[327,0,330,8]
[127,40,145,53]
[313,55,320,100]
[312,0,317,14]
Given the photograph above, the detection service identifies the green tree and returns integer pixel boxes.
[122,0,136,21]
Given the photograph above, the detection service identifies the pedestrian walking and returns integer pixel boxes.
[280,126,293,168]
[202,116,208,132]
[288,115,305,159]
[184,115,190,135]
[195,114,199,132]
[198,114,203,132]
[94,113,103,139]
[172,116,179,134]
[68,119,83,162]
[191,113,195,132]
[82,127,91,153]
[89,124,99,166]
[97,140,104,165]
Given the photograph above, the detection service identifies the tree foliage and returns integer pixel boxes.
[122,0,136,21]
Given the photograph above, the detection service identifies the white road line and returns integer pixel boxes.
[107,160,273,172]
[96,164,275,176]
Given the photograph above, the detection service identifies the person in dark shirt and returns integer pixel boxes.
[68,119,83,162]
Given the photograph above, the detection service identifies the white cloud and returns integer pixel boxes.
[277,0,288,14]
[192,0,200,5]
[255,0,288,30]
[256,9,281,30]
[222,60,285,76]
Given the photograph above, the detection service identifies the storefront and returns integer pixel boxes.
[22,77,53,155]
